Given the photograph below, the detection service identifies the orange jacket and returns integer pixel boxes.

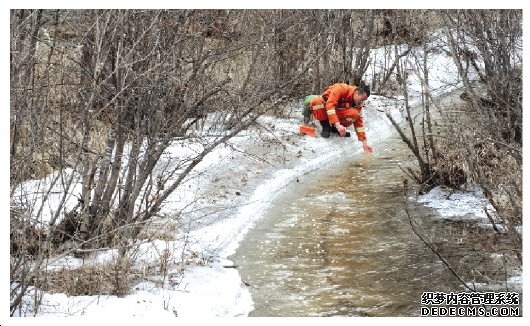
[322,83,366,141]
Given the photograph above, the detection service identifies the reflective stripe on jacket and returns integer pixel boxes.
[322,83,366,141]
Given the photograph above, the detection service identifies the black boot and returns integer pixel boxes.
[330,125,351,137]
[319,120,331,138]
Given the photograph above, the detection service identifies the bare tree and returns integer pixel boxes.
[381,9,521,289]
[10,9,329,314]
[439,9,522,259]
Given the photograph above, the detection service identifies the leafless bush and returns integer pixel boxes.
[383,9,521,288]
[12,9,359,314]
[439,10,522,259]
[36,258,136,297]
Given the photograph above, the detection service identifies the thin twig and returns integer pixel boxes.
[402,184,475,292]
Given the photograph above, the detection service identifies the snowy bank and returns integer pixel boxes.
[417,184,496,225]
[13,101,397,317]
[417,183,522,236]
[12,28,522,318]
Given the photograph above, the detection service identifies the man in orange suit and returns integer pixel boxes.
[309,83,373,154]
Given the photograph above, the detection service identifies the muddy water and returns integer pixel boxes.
[231,134,478,317]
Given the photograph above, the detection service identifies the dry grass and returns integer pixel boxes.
[12,38,110,184]
[136,221,179,242]
[433,94,522,263]
[38,258,138,296]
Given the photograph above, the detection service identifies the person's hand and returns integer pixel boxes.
[362,140,373,154]
[335,123,347,137]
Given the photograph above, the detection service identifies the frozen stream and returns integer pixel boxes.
[230,129,518,316]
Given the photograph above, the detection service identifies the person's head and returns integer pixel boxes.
[354,85,370,105]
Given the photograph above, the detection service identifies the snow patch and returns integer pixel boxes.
[418,184,496,221]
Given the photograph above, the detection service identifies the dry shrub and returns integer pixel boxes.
[135,222,178,242]
[38,257,138,296]
[10,206,47,258]
[476,141,522,245]
[376,77,401,97]
[11,203,83,259]
[48,208,83,247]
[12,33,109,184]
[432,141,468,189]
[435,96,522,261]
[13,110,110,184]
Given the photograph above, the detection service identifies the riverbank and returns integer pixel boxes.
[13,91,412,317]
[10,31,523,317]
[13,90,521,318]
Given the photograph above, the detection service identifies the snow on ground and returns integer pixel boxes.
[11,30,522,318]
[15,103,512,318]
[13,109,390,317]
[366,33,463,104]
[417,184,497,227]
[416,183,523,294]
[11,168,83,226]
